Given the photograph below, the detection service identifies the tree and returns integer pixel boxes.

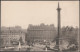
[61,26,78,50]
[10,39,19,45]
[0,38,4,47]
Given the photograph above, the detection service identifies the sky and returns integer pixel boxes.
[1,1,79,29]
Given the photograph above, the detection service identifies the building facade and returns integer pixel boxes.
[27,23,57,42]
[0,26,26,47]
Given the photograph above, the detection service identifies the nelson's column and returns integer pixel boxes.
[56,2,61,52]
